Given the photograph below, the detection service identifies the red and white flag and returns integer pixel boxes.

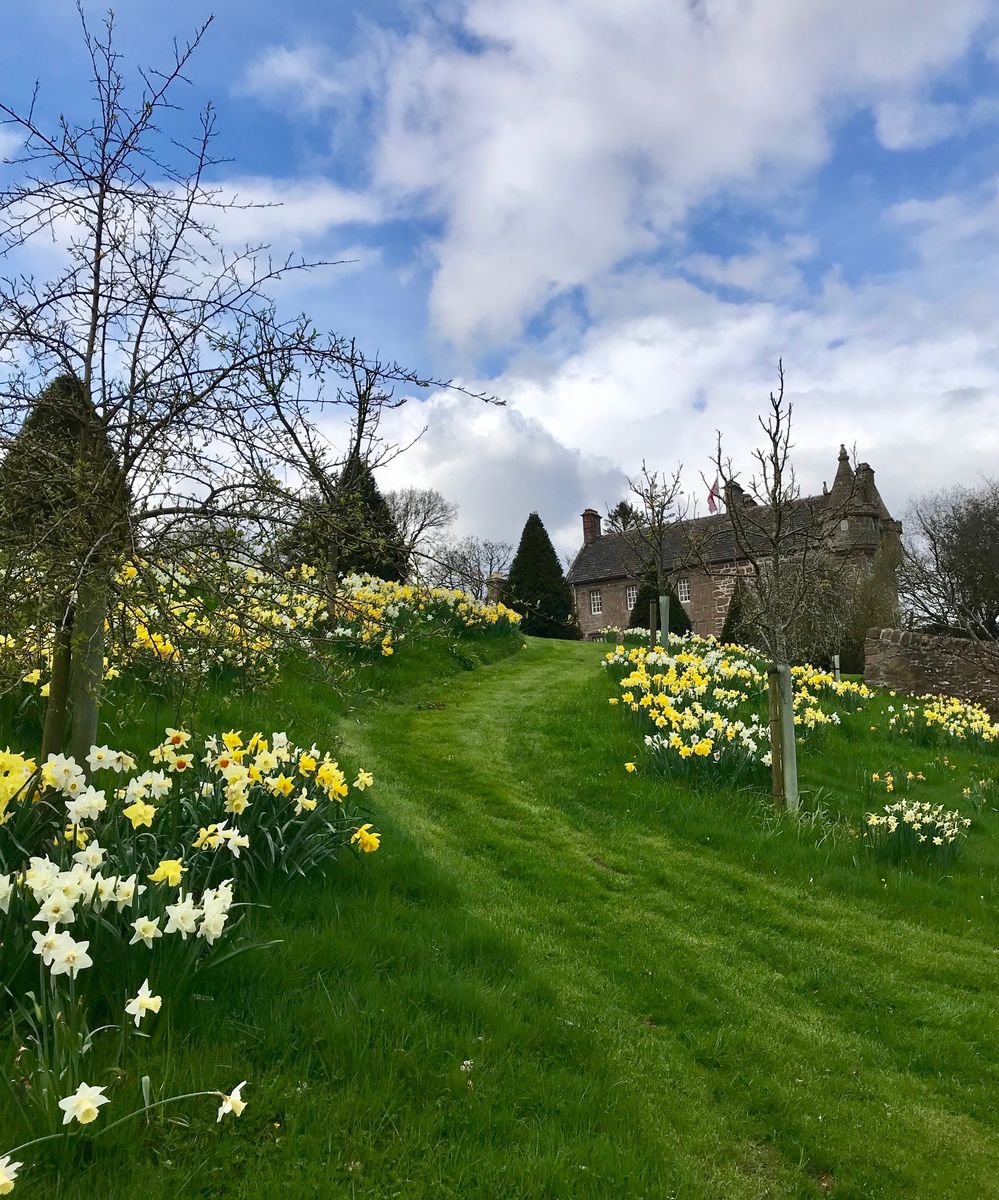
[707,477,720,513]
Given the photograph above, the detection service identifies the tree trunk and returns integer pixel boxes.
[40,598,73,760]
[68,572,108,769]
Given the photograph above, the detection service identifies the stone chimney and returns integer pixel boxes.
[723,480,746,510]
[486,572,505,604]
[581,508,602,544]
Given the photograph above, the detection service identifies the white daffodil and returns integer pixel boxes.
[129,915,162,948]
[65,786,106,824]
[58,1081,110,1125]
[48,933,93,978]
[125,978,162,1027]
[0,874,14,915]
[33,894,75,926]
[85,745,113,772]
[31,925,63,966]
[164,893,202,939]
[0,1152,22,1194]
[217,1081,247,1122]
[72,840,106,871]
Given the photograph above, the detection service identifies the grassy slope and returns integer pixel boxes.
[10,636,999,1199]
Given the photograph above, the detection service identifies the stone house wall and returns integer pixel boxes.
[573,567,752,640]
[864,628,999,716]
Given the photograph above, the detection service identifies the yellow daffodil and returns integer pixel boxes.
[351,823,381,853]
[123,799,157,829]
[148,858,186,886]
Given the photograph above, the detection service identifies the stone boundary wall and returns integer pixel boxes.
[864,627,999,715]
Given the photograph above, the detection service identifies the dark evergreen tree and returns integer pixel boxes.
[627,578,692,635]
[277,459,408,582]
[0,373,129,758]
[503,512,577,638]
[606,499,642,533]
[719,577,747,644]
[0,374,127,555]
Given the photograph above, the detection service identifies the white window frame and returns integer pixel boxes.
[589,589,603,616]
[676,578,691,604]
[626,584,639,612]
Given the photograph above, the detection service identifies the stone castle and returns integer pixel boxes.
[566,446,902,640]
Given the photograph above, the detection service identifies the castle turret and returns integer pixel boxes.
[826,444,855,509]
[828,450,900,557]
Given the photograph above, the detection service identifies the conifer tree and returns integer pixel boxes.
[627,578,692,635]
[719,578,747,644]
[278,459,408,582]
[0,374,129,757]
[503,512,577,638]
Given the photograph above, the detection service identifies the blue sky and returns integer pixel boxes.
[3,1,999,555]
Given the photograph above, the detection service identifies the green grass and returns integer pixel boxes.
[4,635,999,1198]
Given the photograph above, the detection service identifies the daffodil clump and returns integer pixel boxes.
[604,634,999,785]
[0,729,380,1182]
[862,797,971,865]
[329,573,522,657]
[3,561,522,697]
[603,637,772,783]
[883,694,999,747]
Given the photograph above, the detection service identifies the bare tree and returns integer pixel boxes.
[386,487,458,574]
[900,481,999,641]
[624,463,685,640]
[428,537,513,599]
[0,10,493,762]
[705,362,853,664]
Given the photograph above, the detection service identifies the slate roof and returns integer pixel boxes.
[566,496,828,586]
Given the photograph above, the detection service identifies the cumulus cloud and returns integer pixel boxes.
[377,390,627,557]
[206,176,383,245]
[376,175,999,556]
[247,0,995,346]
[232,2,999,555]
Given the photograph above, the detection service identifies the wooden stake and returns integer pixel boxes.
[767,664,799,812]
[648,601,657,651]
[659,593,670,653]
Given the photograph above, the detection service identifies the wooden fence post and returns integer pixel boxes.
[767,664,799,812]
[648,601,657,651]
[832,653,841,682]
[659,593,670,653]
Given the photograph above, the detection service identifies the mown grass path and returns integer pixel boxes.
[52,637,999,1199]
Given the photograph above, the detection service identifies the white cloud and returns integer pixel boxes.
[377,177,999,557]
[240,46,356,116]
[0,126,23,160]
[874,97,962,150]
[206,176,383,245]
[378,390,627,558]
[683,235,816,299]
[250,0,993,346]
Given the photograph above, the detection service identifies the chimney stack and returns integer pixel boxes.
[581,508,602,545]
